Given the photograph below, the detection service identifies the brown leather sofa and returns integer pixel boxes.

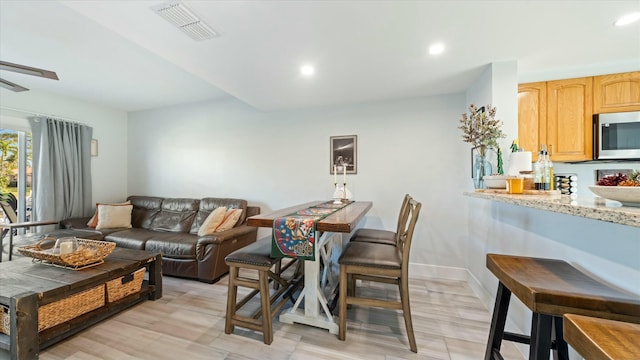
[55,196,259,283]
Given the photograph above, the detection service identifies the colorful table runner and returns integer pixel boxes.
[272,201,352,260]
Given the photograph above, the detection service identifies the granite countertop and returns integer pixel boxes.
[464,191,640,228]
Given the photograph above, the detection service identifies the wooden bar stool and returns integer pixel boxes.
[224,240,298,345]
[563,313,640,360]
[485,254,640,360]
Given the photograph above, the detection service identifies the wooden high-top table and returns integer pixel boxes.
[247,201,372,334]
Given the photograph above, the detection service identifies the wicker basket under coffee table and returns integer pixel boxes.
[0,247,162,360]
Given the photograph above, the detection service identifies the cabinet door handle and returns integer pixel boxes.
[549,144,553,156]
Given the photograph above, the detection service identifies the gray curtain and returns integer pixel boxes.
[29,117,93,221]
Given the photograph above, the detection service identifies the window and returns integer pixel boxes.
[0,128,32,222]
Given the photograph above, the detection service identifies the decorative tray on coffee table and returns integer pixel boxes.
[17,238,116,270]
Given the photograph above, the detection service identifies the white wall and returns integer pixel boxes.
[0,89,128,205]
[128,93,476,271]
[464,61,519,174]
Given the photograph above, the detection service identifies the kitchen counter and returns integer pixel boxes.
[464,191,640,228]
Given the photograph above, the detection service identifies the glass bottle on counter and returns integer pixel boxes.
[547,152,554,190]
[534,149,545,190]
[542,150,551,190]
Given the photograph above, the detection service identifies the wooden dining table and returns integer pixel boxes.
[247,200,372,334]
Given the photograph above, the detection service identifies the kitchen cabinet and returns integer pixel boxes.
[518,82,546,161]
[546,77,593,162]
[593,71,640,113]
[518,77,592,162]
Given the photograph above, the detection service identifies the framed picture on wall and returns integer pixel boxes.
[330,135,357,174]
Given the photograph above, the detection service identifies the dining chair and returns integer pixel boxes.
[338,196,422,353]
[349,194,410,246]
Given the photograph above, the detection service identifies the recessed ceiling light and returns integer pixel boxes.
[615,12,640,26]
[429,43,445,56]
[300,65,315,76]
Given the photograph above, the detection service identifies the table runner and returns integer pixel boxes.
[272,201,352,260]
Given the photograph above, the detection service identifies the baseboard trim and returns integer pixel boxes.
[409,262,469,282]
[409,263,493,310]
[409,262,529,359]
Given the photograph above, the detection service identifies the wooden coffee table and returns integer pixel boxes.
[0,247,162,360]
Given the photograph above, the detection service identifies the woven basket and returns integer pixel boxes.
[106,268,145,303]
[18,239,116,270]
[38,285,105,331]
[0,305,9,335]
[0,285,106,335]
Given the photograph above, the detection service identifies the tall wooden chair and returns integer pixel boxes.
[224,240,300,344]
[338,196,422,352]
[349,194,410,246]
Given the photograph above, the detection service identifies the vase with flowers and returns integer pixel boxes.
[459,104,506,189]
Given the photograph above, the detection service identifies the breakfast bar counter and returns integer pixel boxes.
[464,191,640,228]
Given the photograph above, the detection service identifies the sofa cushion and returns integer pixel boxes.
[150,198,199,233]
[215,208,243,232]
[96,204,133,229]
[198,206,227,236]
[190,198,248,234]
[104,228,157,250]
[144,232,198,259]
[86,200,131,228]
[128,196,164,229]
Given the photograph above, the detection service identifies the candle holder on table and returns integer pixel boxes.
[333,182,351,204]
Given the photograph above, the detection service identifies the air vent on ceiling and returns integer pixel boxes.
[151,2,219,41]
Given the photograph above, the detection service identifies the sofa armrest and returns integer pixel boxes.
[197,224,258,246]
[60,217,92,229]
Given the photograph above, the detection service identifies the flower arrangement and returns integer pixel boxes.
[458,104,506,155]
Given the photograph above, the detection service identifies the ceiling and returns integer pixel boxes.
[1,0,638,112]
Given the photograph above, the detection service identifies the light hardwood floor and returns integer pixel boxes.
[20,272,524,360]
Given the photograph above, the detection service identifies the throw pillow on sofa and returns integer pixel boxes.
[197,206,227,236]
[96,204,133,229]
[87,200,131,228]
[215,208,243,232]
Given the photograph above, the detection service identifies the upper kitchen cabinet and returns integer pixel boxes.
[546,77,593,162]
[518,82,546,161]
[593,71,640,113]
[518,77,593,162]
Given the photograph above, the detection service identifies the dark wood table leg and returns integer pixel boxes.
[11,292,38,360]
[148,254,162,300]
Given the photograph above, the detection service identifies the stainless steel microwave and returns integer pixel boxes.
[593,111,640,160]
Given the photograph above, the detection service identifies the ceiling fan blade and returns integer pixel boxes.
[0,60,59,80]
[0,78,29,92]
